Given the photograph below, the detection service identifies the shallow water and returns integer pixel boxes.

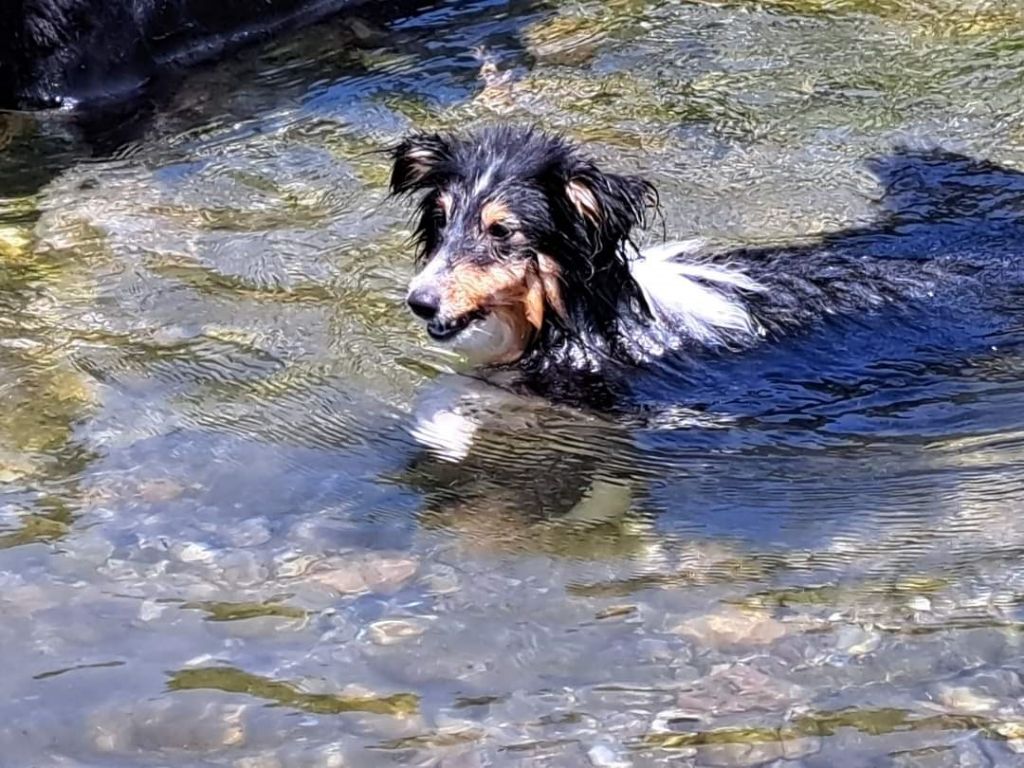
[4,0,1024,766]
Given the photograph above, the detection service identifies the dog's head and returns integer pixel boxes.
[390,126,657,368]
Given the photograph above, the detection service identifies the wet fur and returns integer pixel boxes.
[391,126,946,385]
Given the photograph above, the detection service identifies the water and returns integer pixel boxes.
[3,0,1024,765]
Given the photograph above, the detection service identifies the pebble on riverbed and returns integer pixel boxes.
[367,619,428,646]
[673,606,788,650]
[673,662,807,716]
[586,741,631,767]
[234,742,346,768]
[834,624,881,657]
[90,697,247,754]
[932,685,1002,714]
[305,553,419,595]
[928,668,1024,716]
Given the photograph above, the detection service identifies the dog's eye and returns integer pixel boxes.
[487,222,512,240]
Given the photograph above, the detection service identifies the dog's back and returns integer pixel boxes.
[393,129,1024,402]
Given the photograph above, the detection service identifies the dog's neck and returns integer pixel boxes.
[520,239,766,377]
[620,239,767,356]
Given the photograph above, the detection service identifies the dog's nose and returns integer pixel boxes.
[407,287,441,320]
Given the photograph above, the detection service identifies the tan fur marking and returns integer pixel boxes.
[536,253,567,322]
[440,262,536,363]
[438,191,454,217]
[481,199,512,229]
[441,263,520,316]
[567,179,601,223]
[523,266,546,331]
[431,255,566,364]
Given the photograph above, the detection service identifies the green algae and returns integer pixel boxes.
[168,666,420,716]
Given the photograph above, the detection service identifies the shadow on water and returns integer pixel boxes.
[829,146,1024,254]
[398,144,1024,569]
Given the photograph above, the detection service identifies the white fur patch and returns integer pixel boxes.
[473,163,497,196]
[407,373,536,463]
[403,147,440,184]
[408,252,446,296]
[438,313,519,367]
[625,238,765,357]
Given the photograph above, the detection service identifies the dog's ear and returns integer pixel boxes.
[524,253,568,330]
[565,165,658,247]
[390,134,452,195]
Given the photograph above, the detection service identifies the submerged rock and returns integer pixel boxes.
[306,554,418,595]
[834,624,881,657]
[933,685,1001,715]
[587,740,631,767]
[367,619,427,646]
[90,696,247,754]
[674,607,788,650]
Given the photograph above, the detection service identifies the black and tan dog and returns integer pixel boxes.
[390,125,950,384]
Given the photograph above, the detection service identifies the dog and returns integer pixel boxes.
[390,125,946,391]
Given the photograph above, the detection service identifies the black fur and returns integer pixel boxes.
[720,247,944,334]
[392,126,1013,388]
[391,125,660,369]
[0,0,405,109]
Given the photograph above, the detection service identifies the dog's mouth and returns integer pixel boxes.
[426,311,485,342]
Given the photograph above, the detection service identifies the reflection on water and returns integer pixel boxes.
[4,0,1024,765]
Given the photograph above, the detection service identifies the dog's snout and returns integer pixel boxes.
[407,287,441,320]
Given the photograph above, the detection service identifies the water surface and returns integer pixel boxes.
[3,1,1024,765]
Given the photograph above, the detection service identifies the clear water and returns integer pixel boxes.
[3,1,1024,765]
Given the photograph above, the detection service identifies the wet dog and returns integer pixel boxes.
[390,125,941,387]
